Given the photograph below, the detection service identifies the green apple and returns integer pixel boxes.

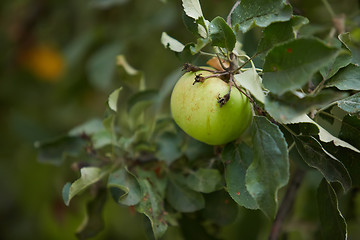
[170,68,252,145]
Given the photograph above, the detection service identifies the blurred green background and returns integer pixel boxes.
[0,0,359,239]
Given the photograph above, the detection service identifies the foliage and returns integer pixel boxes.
[3,0,360,239]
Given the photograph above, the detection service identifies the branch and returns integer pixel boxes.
[268,169,305,240]
[227,1,240,26]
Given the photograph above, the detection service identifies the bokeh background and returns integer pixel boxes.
[1,0,359,239]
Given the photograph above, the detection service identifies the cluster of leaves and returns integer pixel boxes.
[36,0,360,239]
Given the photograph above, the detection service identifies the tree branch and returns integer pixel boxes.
[227,1,240,26]
[268,169,305,240]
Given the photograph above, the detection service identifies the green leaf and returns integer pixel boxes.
[136,169,168,240]
[189,37,211,55]
[87,43,122,90]
[283,114,360,153]
[166,173,205,212]
[231,0,292,33]
[257,20,295,54]
[263,38,339,95]
[202,190,238,226]
[234,69,265,103]
[108,168,142,206]
[338,115,360,150]
[35,135,87,165]
[317,179,347,240]
[108,87,122,112]
[246,116,289,218]
[155,131,183,164]
[69,119,112,149]
[161,32,185,53]
[185,168,223,193]
[68,119,105,136]
[339,32,360,65]
[337,92,360,117]
[209,16,236,51]
[117,55,145,91]
[322,141,360,187]
[320,50,352,79]
[326,64,360,90]
[127,90,158,125]
[76,189,107,240]
[294,135,352,191]
[62,166,111,206]
[183,11,200,37]
[222,142,258,209]
[90,0,129,8]
[265,90,348,122]
[182,0,204,21]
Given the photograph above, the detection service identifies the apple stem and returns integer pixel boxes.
[183,63,223,74]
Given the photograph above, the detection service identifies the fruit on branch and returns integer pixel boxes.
[170,67,252,145]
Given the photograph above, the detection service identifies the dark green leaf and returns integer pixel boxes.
[338,115,360,150]
[294,135,352,191]
[90,0,129,9]
[184,137,214,161]
[209,16,236,51]
[337,92,360,117]
[87,43,122,90]
[222,142,258,209]
[286,122,320,136]
[136,169,168,240]
[320,50,352,79]
[185,168,223,193]
[76,189,107,240]
[166,173,205,212]
[62,166,111,206]
[257,20,295,54]
[202,190,238,226]
[339,32,360,65]
[231,0,292,33]
[263,38,339,95]
[265,90,348,122]
[108,168,142,206]
[322,141,360,187]
[127,90,158,113]
[127,90,158,124]
[155,131,183,164]
[246,116,289,218]
[317,179,347,240]
[326,64,360,90]
[183,11,200,36]
[35,135,87,165]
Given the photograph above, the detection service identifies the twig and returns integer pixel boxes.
[268,169,305,240]
[227,1,241,26]
[231,75,255,104]
[233,52,260,74]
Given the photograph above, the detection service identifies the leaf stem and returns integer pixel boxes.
[233,52,260,74]
[199,51,217,57]
[321,0,336,19]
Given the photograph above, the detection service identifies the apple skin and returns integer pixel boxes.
[170,68,252,145]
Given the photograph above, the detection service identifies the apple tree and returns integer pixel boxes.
[36,0,360,239]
